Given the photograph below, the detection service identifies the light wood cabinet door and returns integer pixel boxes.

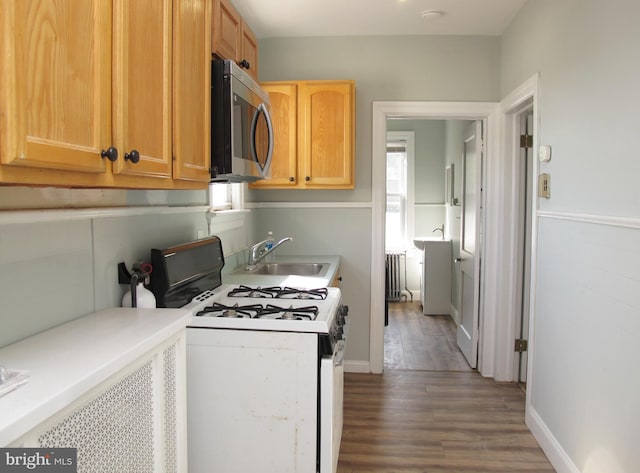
[172,0,212,182]
[212,0,240,61]
[211,0,258,79]
[240,22,258,80]
[252,81,355,190]
[112,0,173,179]
[299,81,355,189]
[0,1,112,177]
[250,83,298,188]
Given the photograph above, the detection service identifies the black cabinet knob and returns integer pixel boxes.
[305,176,310,182]
[238,59,250,70]
[289,177,295,182]
[125,149,141,164]
[101,147,118,162]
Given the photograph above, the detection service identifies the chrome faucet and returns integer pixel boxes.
[246,237,293,270]
[432,224,445,240]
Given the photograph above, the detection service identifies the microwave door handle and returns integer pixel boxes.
[250,103,274,178]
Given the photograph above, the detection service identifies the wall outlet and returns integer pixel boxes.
[538,173,550,198]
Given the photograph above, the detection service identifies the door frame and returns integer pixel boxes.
[497,74,541,386]
[370,101,499,375]
[370,76,540,379]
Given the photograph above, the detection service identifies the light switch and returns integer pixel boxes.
[538,174,550,198]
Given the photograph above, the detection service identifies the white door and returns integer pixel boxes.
[457,121,483,368]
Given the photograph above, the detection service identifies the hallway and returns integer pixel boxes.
[335,301,555,472]
[384,302,472,371]
[336,370,555,472]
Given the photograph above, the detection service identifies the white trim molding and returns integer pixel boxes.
[246,201,373,209]
[343,360,370,374]
[371,100,500,375]
[527,407,581,473]
[538,210,640,229]
[0,205,210,226]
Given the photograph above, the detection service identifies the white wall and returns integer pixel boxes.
[501,1,640,472]
[0,187,251,348]
[254,35,501,364]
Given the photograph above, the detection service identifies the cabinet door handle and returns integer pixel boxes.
[125,150,141,164]
[289,177,295,182]
[101,147,118,162]
[238,59,250,70]
[305,176,310,182]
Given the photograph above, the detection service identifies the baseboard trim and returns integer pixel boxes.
[526,406,580,473]
[344,360,371,373]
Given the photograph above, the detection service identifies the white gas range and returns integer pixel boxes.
[150,237,348,473]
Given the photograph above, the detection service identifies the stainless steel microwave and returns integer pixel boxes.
[211,59,273,182]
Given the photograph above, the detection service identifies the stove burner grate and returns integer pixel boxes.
[278,287,328,300]
[227,285,328,300]
[256,304,319,321]
[196,303,263,318]
[227,285,278,298]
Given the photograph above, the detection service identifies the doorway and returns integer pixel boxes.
[383,118,478,372]
[370,101,499,375]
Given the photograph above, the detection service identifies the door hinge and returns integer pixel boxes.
[520,134,533,149]
[514,339,528,352]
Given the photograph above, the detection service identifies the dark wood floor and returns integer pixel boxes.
[336,302,555,472]
[384,302,472,371]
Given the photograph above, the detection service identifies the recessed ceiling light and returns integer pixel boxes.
[421,10,445,20]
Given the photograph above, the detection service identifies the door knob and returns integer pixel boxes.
[101,147,118,162]
[454,257,463,263]
[125,149,141,164]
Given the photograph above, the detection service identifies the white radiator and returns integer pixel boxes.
[385,252,412,302]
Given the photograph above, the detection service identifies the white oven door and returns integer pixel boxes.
[320,339,345,473]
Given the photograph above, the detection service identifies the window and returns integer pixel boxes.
[385,131,415,251]
[208,182,245,211]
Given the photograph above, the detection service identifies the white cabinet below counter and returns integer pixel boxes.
[0,308,190,472]
[414,239,452,315]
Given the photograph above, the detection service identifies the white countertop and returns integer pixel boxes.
[222,255,341,288]
[0,307,190,446]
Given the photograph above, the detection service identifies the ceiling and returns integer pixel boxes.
[230,0,528,39]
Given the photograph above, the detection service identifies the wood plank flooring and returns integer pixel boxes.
[336,302,555,472]
[384,302,472,371]
[337,371,555,472]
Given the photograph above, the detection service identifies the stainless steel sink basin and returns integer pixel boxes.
[241,262,330,277]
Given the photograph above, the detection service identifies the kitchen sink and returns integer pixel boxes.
[240,262,330,277]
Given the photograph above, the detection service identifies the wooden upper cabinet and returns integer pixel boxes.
[299,82,355,188]
[239,22,258,80]
[0,0,112,179]
[250,83,298,188]
[112,0,172,179]
[172,0,212,182]
[212,0,240,61]
[211,0,258,80]
[0,0,209,188]
[251,80,355,190]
